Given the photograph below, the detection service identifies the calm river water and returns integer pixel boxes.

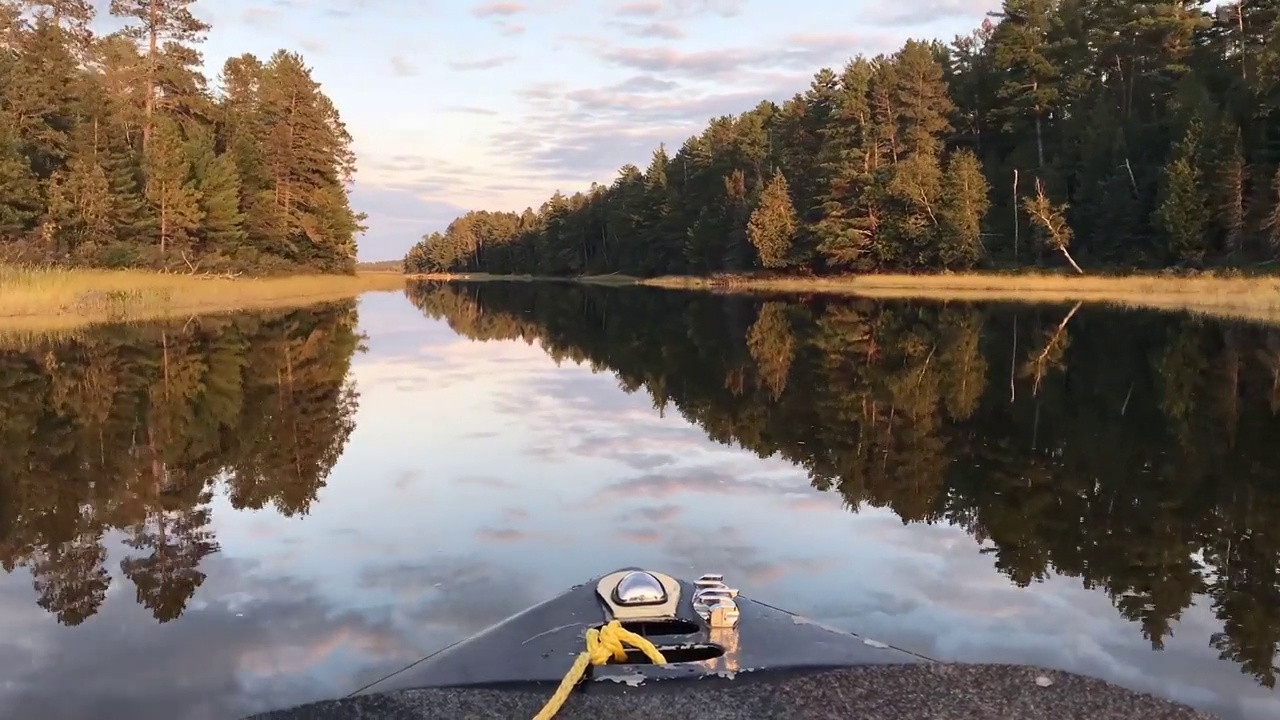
[1,281,1277,720]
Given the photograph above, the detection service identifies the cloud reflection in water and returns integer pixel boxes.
[0,292,1273,720]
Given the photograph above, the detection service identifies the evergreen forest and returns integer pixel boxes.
[405,0,1280,278]
[0,0,365,274]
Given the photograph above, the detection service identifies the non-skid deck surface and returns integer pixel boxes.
[247,663,1217,719]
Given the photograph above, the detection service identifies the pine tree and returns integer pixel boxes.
[987,0,1059,169]
[108,0,209,149]
[19,0,95,50]
[99,130,154,249]
[722,169,750,271]
[0,4,363,271]
[1154,120,1210,265]
[1212,122,1247,256]
[7,16,83,179]
[144,116,202,254]
[1265,167,1280,256]
[939,149,990,269]
[185,126,245,257]
[0,0,21,41]
[894,40,954,160]
[887,153,946,265]
[57,154,113,256]
[249,50,362,272]
[748,170,798,269]
[814,57,875,271]
[0,115,42,240]
[638,145,674,275]
[38,169,69,254]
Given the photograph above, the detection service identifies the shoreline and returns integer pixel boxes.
[0,267,407,337]
[407,270,1280,324]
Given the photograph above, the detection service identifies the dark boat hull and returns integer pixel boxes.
[246,567,1218,719]
[357,567,923,694]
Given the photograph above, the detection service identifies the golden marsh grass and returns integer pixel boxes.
[0,265,407,336]
[641,272,1280,324]
[409,270,1280,323]
[407,271,638,287]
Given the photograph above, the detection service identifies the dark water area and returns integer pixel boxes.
[1,284,1278,720]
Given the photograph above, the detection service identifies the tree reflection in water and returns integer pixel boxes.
[0,302,362,627]
[407,280,1280,690]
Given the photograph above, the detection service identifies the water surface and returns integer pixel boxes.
[1,284,1277,720]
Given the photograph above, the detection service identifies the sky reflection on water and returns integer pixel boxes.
[0,291,1274,720]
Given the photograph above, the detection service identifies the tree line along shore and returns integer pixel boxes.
[404,0,1280,291]
[0,0,398,329]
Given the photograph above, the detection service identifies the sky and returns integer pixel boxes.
[92,0,1003,259]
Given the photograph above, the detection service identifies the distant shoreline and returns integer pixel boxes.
[406,270,1280,324]
[0,267,406,337]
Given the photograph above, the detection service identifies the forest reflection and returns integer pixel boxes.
[0,303,363,628]
[407,280,1280,691]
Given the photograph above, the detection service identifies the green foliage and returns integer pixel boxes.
[406,0,1280,276]
[939,149,990,268]
[0,114,42,235]
[42,155,113,256]
[1267,167,1280,252]
[0,1,362,273]
[185,124,246,254]
[747,170,798,269]
[144,116,202,252]
[1155,119,1210,265]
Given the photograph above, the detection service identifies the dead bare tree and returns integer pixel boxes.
[1022,177,1083,274]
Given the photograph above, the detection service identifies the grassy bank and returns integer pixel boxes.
[0,266,407,336]
[407,272,536,281]
[642,273,1280,323]
[410,269,1280,324]
[407,271,638,286]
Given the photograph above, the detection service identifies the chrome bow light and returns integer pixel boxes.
[596,569,681,620]
[613,570,667,606]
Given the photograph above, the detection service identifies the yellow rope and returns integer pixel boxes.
[532,620,668,720]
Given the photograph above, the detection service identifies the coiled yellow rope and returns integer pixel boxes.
[532,620,668,720]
